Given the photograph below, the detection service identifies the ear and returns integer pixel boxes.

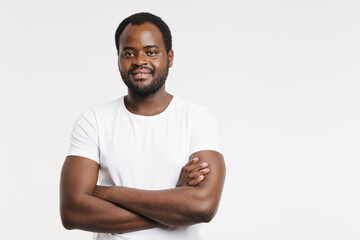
[168,49,174,68]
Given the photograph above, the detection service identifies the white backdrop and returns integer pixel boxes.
[1,0,360,239]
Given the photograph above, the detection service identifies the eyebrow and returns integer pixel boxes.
[122,45,159,51]
[122,47,136,51]
[143,45,159,49]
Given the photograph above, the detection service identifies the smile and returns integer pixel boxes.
[133,73,151,75]
[131,72,153,81]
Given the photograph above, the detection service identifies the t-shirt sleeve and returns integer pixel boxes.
[189,106,222,155]
[67,108,100,164]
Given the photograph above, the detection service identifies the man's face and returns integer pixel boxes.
[118,22,173,96]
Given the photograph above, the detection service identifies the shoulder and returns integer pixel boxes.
[172,96,214,117]
[174,97,218,126]
[91,97,124,115]
[78,97,124,121]
[71,97,124,131]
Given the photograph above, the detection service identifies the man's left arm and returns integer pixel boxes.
[93,150,225,227]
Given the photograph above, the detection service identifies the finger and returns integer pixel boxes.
[200,167,210,175]
[187,175,205,186]
[187,168,209,179]
[184,162,208,174]
[181,163,208,182]
[182,157,199,170]
[178,158,199,184]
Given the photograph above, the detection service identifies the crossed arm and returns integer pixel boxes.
[60,150,225,233]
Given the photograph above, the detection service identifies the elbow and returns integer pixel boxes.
[60,202,80,230]
[201,211,216,223]
[200,201,218,223]
[185,189,222,224]
[60,208,76,230]
[61,219,74,230]
[60,193,94,231]
[193,199,218,223]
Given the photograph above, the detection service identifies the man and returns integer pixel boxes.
[60,12,226,240]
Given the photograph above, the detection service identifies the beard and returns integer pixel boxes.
[120,63,169,96]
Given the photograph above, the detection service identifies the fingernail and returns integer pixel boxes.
[199,175,204,179]
[201,163,208,167]
[193,157,199,162]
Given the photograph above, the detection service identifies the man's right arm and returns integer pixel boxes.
[60,155,160,233]
[60,155,207,233]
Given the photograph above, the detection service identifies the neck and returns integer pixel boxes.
[125,86,173,116]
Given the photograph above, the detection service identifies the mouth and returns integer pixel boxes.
[130,68,154,80]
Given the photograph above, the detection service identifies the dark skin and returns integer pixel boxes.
[60,156,210,232]
[60,22,226,233]
[119,22,174,116]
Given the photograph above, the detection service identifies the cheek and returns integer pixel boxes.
[118,59,129,72]
[152,58,167,70]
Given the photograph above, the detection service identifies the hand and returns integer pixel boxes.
[176,157,210,187]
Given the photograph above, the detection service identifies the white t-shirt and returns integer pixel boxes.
[67,96,222,240]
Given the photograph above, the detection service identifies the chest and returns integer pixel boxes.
[97,113,191,189]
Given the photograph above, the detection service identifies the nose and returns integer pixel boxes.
[133,52,148,66]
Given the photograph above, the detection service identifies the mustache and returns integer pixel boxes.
[129,66,155,75]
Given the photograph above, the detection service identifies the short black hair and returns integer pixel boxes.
[115,12,172,55]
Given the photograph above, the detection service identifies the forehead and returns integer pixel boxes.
[119,22,164,49]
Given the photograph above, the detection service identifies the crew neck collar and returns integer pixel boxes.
[121,95,175,118]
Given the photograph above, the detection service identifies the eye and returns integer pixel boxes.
[122,52,135,57]
[147,50,157,56]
